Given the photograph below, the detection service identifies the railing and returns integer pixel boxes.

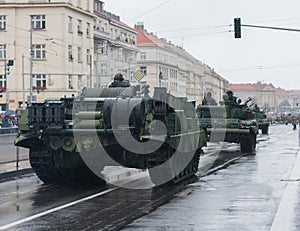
[0,127,19,135]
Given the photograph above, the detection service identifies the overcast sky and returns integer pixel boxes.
[104,0,300,90]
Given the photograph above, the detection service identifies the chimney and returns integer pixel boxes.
[135,22,144,31]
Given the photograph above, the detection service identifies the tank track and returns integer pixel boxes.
[29,149,106,185]
[149,149,202,186]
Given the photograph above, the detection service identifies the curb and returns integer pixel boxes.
[0,168,33,183]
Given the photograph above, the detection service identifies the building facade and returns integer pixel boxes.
[0,0,227,110]
[0,0,138,110]
[0,0,95,110]
[229,82,277,112]
[134,23,226,105]
[93,0,138,88]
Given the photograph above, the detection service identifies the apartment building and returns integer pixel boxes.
[134,23,226,105]
[0,0,95,110]
[93,0,138,88]
[229,82,277,111]
[0,0,138,110]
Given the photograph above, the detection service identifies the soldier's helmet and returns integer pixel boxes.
[226,90,233,96]
[114,73,124,81]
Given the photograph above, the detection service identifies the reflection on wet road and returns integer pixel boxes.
[124,124,300,230]
[0,124,298,230]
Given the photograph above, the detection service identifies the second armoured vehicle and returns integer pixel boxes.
[197,91,258,153]
[252,105,269,134]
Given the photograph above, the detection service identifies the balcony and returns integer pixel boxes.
[110,36,138,51]
[94,26,110,40]
[33,86,46,91]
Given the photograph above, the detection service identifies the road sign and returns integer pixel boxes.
[133,70,145,82]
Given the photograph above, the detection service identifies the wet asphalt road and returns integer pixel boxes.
[0,124,299,230]
[124,124,300,230]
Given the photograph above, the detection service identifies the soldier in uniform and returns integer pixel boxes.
[202,92,218,105]
[109,73,130,88]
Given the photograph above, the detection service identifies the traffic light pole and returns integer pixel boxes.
[233,17,300,38]
[242,24,300,33]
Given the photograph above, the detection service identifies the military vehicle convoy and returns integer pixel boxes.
[252,105,269,134]
[197,91,258,153]
[15,86,206,186]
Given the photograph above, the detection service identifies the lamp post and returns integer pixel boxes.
[29,18,33,104]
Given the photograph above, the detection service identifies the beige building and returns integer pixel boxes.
[0,0,95,110]
[229,82,277,111]
[93,1,138,88]
[0,0,138,110]
[0,0,226,110]
[134,23,226,106]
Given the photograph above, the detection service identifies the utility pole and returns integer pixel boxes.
[29,18,33,103]
[89,54,92,88]
[4,58,9,110]
[22,54,25,109]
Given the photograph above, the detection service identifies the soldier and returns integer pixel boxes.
[109,73,130,88]
[206,92,218,105]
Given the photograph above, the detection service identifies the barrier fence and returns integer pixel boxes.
[0,127,18,135]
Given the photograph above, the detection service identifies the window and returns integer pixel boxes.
[0,44,6,59]
[140,52,146,60]
[68,16,73,32]
[0,16,6,30]
[86,0,90,10]
[78,75,82,89]
[117,48,123,60]
[77,19,82,34]
[140,66,147,75]
[32,44,46,59]
[68,75,73,89]
[86,22,90,37]
[34,74,46,88]
[77,47,82,62]
[31,15,46,30]
[98,42,107,54]
[100,63,107,75]
[86,49,91,64]
[0,75,6,88]
[68,45,73,61]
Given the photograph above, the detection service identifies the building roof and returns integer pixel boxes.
[135,25,200,64]
[275,87,290,98]
[110,17,136,33]
[229,82,275,92]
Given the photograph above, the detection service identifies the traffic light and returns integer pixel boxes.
[234,18,241,38]
[6,67,10,75]
[7,60,14,66]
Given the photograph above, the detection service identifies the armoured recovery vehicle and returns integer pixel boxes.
[197,91,258,153]
[252,105,269,134]
[15,86,206,186]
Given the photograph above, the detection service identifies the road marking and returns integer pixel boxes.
[270,148,300,231]
[0,187,116,230]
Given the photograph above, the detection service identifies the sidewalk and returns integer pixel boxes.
[271,148,300,231]
[0,160,32,181]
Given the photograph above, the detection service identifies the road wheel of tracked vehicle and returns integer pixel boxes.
[29,149,106,185]
[29,149,59,184]
[240,134,256,154]
[172,148,202,183]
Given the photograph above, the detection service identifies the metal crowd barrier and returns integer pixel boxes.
[0,127,19,135]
